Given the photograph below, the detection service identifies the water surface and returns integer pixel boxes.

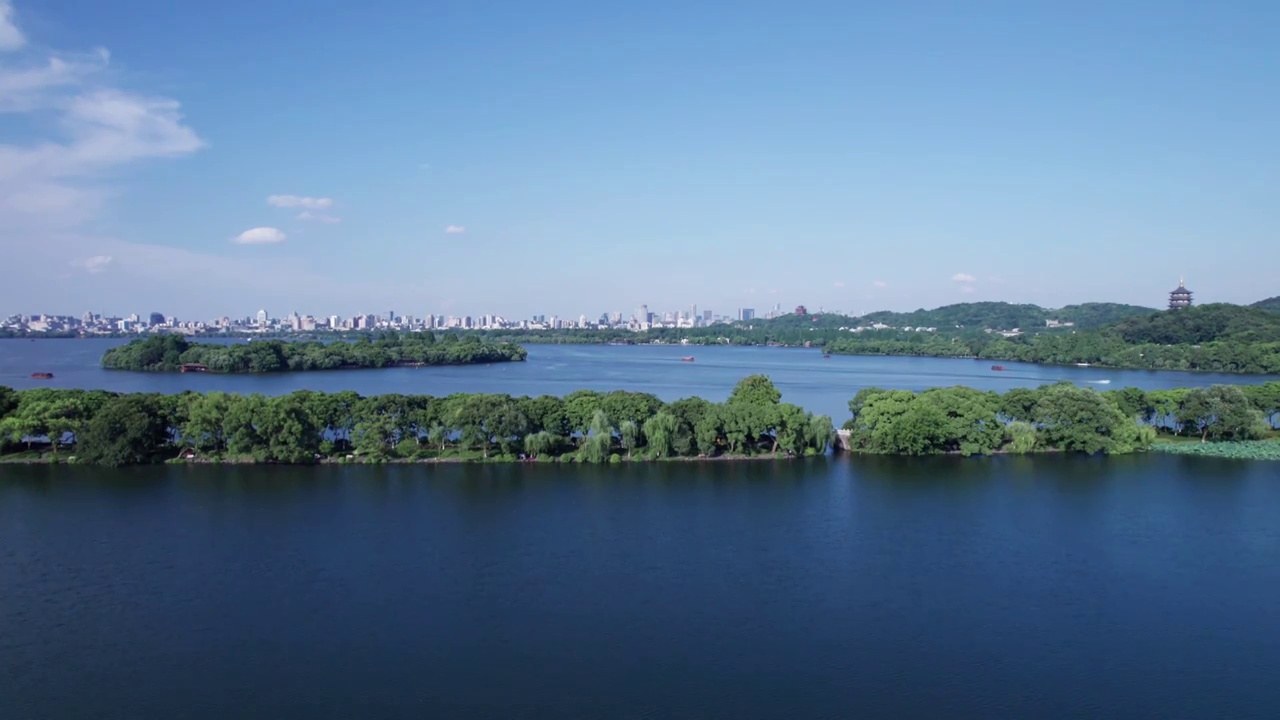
[2,456,1279,719]
[2,339,1274,421]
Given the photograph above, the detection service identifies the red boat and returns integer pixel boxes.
[30,372,54,379]
[680,356,695,362]
[990,365,1005,371]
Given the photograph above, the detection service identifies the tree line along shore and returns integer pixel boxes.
[2,377,1278,467]
[100,333,526,373]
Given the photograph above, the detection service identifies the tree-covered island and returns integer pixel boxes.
[101,332,527,373]
[1,377,1277,466]
[0,376,835,466]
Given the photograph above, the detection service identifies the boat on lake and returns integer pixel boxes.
[991,365,1006,371]
[680,356,695,362]
[822,353,831,359]
[30,372,54,379]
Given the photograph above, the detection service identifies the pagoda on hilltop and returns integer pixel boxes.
[1168,279,1193,310]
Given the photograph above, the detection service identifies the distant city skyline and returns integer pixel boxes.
[1,1,1277,317]
[4,274,1262,324]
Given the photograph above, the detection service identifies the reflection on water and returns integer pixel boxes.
[3,455,1280,719]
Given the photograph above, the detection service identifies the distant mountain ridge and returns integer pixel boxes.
[1251,296,1280,312]
[821,301,1158,331]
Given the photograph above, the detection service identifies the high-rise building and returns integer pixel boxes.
[738,308,755,321]
[257,309,268,326]
[703,310,713,323]
[149,312,165,327]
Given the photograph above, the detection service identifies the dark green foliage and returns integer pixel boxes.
[4,378,1277,466]
[76,395,169,467]
[1031,384,1143,454]
[1109,304,1280,345]
[862,302,1058,331]
[727,375,782,406]
[826,314,1280,374]
[101,333,527,373]
[1176,385,1268,441]
[0,386,17,419]
[844,381,1280,457]
[1052,303,1161,328]
[857,301,1158,332]
[0,379,829,466]
[1252,296,1280,312]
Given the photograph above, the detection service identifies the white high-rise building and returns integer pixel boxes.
[257,309,268,326]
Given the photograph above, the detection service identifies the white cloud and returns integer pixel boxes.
[0,1,24,51]
[444,225,465,234]
[71,254,112,273]
[0,0,206,317]
[951,272,977,283]
[232,227,286,245]
[833,281,845,288]
[872,280,889,288]
[268,194,332,210]
[0,54,203,217]
[297,211,340,224]
[0,50,110,112]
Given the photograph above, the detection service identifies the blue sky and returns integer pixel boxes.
[1,0,1277,320]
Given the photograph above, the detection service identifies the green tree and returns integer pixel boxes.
[76,395,169,467]
[774,403,810,454]
[694,406,724,456]
[917,387,1003,456]
[1178,385,1268,441]
[521,395,569,437]
[563,390,604,441]
[1005,421,1038,453]
[0,386,18,419]
[1032,385,1133,454]
[728,374,782,406]
[223,394,265,456]
[807,414,835,453]
[581,409,613,463]
[428,422,451,452]
[182,391,232,453]
[641,411,679,458]
[618,419,640,457]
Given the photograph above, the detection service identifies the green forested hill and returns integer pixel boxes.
[1052,303,1158,328]
[1251,296,1280,312]
[855,301,1156,330]
[1108,303,1280,344]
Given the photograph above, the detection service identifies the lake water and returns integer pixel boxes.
[3,456,1279,719]
[2,339,1276,421]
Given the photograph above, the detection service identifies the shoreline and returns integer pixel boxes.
[8,335,1278,378]
[101,358,526,375]
[0,451,813,466]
